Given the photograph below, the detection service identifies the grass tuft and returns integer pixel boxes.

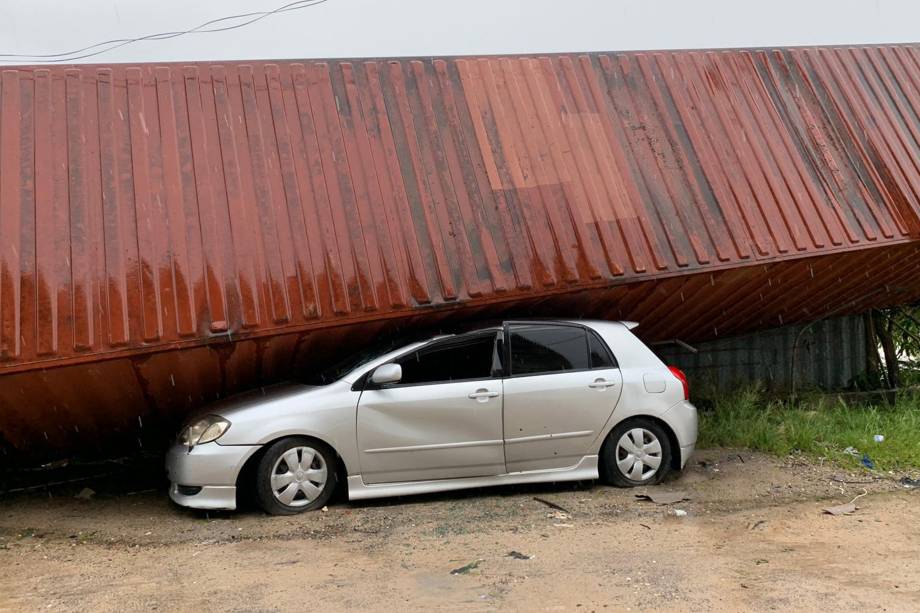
[697,385,920,472]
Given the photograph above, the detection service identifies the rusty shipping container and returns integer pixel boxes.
[2,44,920,459]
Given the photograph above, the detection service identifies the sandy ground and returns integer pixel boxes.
[1,449,919,612]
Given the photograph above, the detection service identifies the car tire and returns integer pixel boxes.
[601,417,672,487]
[255,437,338,515]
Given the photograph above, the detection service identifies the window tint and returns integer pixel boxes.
[396,333,498,385]
[589,331,617,369]
[510,325,589,375]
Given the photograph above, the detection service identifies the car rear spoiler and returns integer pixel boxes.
[622,321,640,330]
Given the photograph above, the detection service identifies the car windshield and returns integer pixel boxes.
[301,333,440,385]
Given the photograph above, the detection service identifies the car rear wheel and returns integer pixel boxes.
[601,418,672,487]
[255,437,338,515]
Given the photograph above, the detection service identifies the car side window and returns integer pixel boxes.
[395,332,498,386]
[588,330,618,369]
[509,324,589,376]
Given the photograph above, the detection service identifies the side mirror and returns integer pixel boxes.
[371,363,402,386]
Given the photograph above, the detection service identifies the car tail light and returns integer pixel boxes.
[668,366,689,400]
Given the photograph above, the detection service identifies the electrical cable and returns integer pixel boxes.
[0,0,330,59]
[0,0,331,64]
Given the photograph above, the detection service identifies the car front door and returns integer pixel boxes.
[356,330,506,484]
[502,323,623,473]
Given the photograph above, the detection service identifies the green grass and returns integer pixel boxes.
[697,386,920,472]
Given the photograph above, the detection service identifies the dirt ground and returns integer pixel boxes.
[1,449,918,612]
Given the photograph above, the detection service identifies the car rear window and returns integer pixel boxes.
[509,325,589,376]
[589,330,618,369]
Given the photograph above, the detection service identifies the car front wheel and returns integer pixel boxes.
[255,437,338,515]
[601,418,672,487]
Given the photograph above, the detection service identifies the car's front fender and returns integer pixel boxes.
[209,382,361,475]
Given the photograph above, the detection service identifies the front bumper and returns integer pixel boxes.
[169,484,239,510]
[165,442,261,511]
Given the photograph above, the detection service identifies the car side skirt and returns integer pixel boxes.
[346,455,599,501]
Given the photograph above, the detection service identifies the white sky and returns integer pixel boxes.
[0,0,917,65]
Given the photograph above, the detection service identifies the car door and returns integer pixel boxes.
[356,330,506,484]
[502,323,623,473]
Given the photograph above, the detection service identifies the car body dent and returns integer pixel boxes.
[356,378,506,483]
[502,367,622,472]
[166,440,261,486]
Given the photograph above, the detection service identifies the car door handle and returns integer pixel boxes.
[589,379,617,390]
[468,389,500,402]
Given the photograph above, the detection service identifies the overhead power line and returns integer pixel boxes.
[0,0,332,64]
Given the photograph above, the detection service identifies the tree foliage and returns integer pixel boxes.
[874,305,920,388]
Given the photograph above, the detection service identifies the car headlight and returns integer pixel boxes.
[178,415,231,450]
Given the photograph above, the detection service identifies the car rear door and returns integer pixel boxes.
[502,323,623,473]
[356,330,506,484]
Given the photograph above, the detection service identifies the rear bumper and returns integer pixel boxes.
[165,442,260,511]
[679,443,696,469]
[662,400,698,468]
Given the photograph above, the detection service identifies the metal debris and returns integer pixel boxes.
[533,497,571,514]
[823,502,857,516]
[507,551,532,560]
[635,491,690,505]
[450,560,482,575]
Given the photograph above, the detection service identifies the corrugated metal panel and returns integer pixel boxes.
[654,315,867,391]
[1,46,919,373]
[2,44,920,456]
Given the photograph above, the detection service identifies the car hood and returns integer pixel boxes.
[203,378,356,447]
[200,382,320,420]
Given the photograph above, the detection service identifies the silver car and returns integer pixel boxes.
[166,320,697,515]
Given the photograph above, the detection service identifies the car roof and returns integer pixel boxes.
[340,319,635,384]
[419,318,637,341]
[367,319,637,354]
